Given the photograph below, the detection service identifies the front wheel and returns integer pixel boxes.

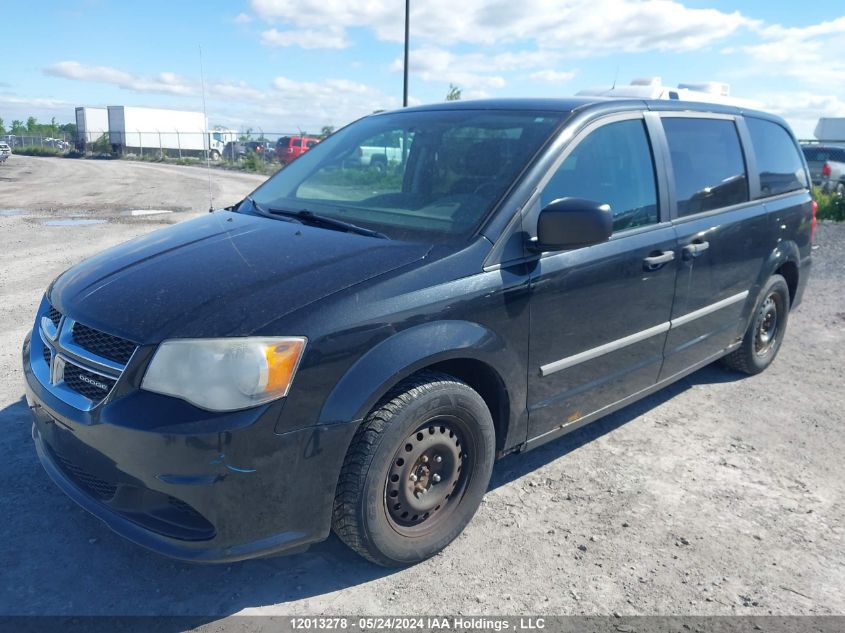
[722,274,790,375]
[332,371,495,567]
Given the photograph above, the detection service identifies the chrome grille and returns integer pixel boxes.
[63,362,117,401]
[71,322,136,365]
[33,301,136,410]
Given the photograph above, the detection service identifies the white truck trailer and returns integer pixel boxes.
[75,107,109,148]
[107,106,235,159]
[814,118,845,144]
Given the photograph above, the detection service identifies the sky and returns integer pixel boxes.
[2,0,844,138]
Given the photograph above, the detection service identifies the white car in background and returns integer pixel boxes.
[0,142,11,163]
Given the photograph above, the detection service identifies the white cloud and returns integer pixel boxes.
[741,16,845,87]
[233,12,252,24]
[211,81,268,102]
[249,0,749,52]
[260,27,348,49]
[261,76,399,129]
[0,94,73,110]
[0,94,76,127]
[44,61,195,96]
[751,92,845,139]
[388,47,564,91]
[37,58,394,131]
[530,69,577,83]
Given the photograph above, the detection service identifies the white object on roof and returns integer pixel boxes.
[576,77,760,108]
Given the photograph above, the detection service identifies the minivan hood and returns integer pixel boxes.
[48,212,430,343]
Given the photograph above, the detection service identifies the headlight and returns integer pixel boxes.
[141,337,306,411]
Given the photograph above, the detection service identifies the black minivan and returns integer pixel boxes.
[23,98,814,566]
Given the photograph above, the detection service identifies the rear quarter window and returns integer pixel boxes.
[663,117,748,217]
[747,118,808,198]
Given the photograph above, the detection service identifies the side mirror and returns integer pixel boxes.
[531,197,613,252]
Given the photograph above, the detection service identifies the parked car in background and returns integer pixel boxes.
[23,98,813,567]
[275,135,319,165]
[43,138,70,150]
[801,144,845,194]
[0,142,10,163]
[223,140,268,161]
[355,131,407,171]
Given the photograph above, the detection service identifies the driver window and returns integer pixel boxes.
[541,119,658,232]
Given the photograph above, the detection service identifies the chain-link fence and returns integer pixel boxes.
[67,130,324,164]
[2,133,74,150]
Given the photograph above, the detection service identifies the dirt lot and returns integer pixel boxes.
[0,155,843,618]
[0,153,266,214]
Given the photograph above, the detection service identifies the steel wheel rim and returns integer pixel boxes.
[384,416,471,536]
[754,293,779,356]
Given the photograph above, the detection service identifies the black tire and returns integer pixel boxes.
[332,371,495,567]
[722,274,790,375]
[836,182,845,197]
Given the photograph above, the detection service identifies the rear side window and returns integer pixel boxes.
[747,118,808,198]
[663,118,748,217]
[541,119,658,232]
[293,138,302,147]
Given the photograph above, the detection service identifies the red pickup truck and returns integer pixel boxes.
[275,135,320,165]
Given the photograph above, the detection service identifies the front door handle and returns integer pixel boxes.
[643,250,675,270]
[683,241,710,258]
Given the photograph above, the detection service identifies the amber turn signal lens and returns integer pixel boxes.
[264,339,306,395]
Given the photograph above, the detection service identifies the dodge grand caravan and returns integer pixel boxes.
[23,98,814,566]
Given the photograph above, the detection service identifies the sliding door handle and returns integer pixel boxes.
[683,241,710,258]
[643,250,675,270]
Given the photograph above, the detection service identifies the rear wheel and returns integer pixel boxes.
[332,371,495,567]
[370,156,387,173]
[722,274,790,375]
[835,182,845,196]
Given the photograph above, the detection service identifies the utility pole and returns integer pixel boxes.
[403,0,410,107]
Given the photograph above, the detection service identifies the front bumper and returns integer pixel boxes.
[23,333,358,563]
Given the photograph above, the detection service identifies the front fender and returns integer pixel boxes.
[317,320,523,430]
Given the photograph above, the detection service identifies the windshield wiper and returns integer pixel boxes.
[266,207,389,239]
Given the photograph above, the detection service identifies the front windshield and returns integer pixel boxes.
[248,109,564,242]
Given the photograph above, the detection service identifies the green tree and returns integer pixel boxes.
[59,122,77,137]
[0,117,5,135]
[26,116,37,132]
[11,120,24,135]
[320,125,334,138]
[445,84,462,101]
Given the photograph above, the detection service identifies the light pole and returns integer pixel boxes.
[403,0,409,107]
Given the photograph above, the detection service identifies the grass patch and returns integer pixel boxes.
[11,145,63,157]
[813,186,845,222]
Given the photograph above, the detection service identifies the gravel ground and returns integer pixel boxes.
[0,155,843,618]
[0,153,265,214]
